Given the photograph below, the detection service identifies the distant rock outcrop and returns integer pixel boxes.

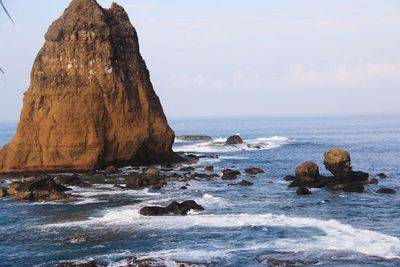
[0,0,175,173]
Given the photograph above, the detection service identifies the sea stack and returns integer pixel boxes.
[0,0,175,173]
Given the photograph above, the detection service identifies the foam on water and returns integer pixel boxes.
[41,211,400,259]
[173,136,289,153]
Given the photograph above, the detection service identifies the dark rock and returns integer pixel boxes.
[222,169,241,180]
[295,161,319,182]
[205,166,214,172]
[180,186,188,190]
[180,166,195,172]
[283,175,296,181]
[377,188,396,194]
[140,200,204,216]
[289,175,333,188]
[7,175,69,201]
[53,174,85,186]
[229,180,254,186]
[369,178,379,184]
[296,187,311,195]
[245,167,265,175]
[0,187,7,198]
[225,135,243,145]
[190,173,219,180]
[176,135,212,141]
[266,258,317,267]
[105,165,118,175]
[58,261,97,267]
[144,167,159,176]
[376,173,388,179]
[125,174,166,190]
[324,148,352,178]
[342,183,365,193]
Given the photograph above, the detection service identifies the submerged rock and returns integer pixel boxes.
[140,200,204,216]
[176,135,212,141]
[125,174,166,190]
[296,187,312,195]
[205,165,214,172]
[245,167,265,175]
[377,188,396,194]
[225,135,243,145]
[105,165,119,175]
[376,173,388,179]
[221,169,241,180]
[0,0,175,173]
[229,180,254,187]
[58,261,97,267]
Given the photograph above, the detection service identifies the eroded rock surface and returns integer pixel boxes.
[0,0,175,173]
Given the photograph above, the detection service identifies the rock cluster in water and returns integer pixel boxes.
[0,0,175,173]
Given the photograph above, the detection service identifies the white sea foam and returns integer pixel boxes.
[173,136,289,153]
[42,212,400,259]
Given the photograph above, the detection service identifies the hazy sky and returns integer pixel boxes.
[0,0,400,120]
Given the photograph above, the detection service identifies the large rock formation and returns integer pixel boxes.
[0,0,175,173]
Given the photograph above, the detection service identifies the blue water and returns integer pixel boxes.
[0,116,400,266]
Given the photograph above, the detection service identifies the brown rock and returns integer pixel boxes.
[105,165,118,175]
[245,167,265,175]
[0,187,7,198]
[0,0,175,173]
[222,169,241,180]
[377,188,396,194]
[205,165,214,172]
[229,180,254,186]
[225,135,243,145]
[125,174,166,190]
[58,261,97,267]
[296,187,312,195]
[295,161,319,182]
[145,167,159,177]
[323,148,352,178]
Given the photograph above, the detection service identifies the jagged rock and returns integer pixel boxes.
[295,161,319,182]
[190,173,219,180]
[180,166,195,172]
[221,169,241,180]
[369,178,379,184]
[0,0,175,173]
[7,175,69,201]
[176,135,212,141]
[145,167,159,177]
[323,148,352,178]
[377,188,396,194]
[331,183,365,193]
[245,167,265,175]
[140,200,204,216]
[105,165,119,175]
[283,175,296,181]
[53,174,86,186]
[296,187,312,195]
[58,261,97,267]
[205,165,214,172]
[125,174,166,190]
[229,180,254,187]
[225,135,243,145]
[376,173,388,179]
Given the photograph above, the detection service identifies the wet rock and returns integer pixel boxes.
[145,167,159,177]
[376,173,388,179]
[125,174,166,190]
[53,174,86,186]
[7,175,69,201]
[205,166,214,172]
[377,188,396,194]
[245,167,265,175]
[296,187,312,195]
[176,135,212,141]
[295,161,319,182]
[140,200,204,216]
[190,173,219,180]
[58,261,97,267]
[221,169,241,180]
[369,178,379,184]
[229,180,254,187]
[266,258,318,267]
[289,175,333,188]
[180,166,195,172]
[342,183,365,193]
[225,135,243,145]
[180,186,188,190]
[105,165,118,175]
[0,187,7,198]
[323,148,352,178]
[283,175,296,181]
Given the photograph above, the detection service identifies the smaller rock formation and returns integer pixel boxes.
[7,176,69,201]
[295,161,319,182]
[324,148,352,178]
[176,135,212,141]
[376,173,388,179]
[245,167,265,175]
[105,166,119,175]
[0,187,7,198]
[58,261,97,267]
[221,169,241,180]
[205,165,214,172]
[377,188,396,194]
[53,174,86,186]
[140,200,204,216]
[229,180,254,187]
[145,167,160,176]
[296,187,312,195]
[225,135,243,145]
[125,174,166,190]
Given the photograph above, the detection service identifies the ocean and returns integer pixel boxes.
[0,115,399,266]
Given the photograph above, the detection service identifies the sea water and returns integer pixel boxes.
[0,115,399,266]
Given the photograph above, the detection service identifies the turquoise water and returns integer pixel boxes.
[0,115,400,266]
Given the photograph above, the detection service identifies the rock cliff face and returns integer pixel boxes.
[0,0,175,173]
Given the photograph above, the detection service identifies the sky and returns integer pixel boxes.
[0,0,400,121]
